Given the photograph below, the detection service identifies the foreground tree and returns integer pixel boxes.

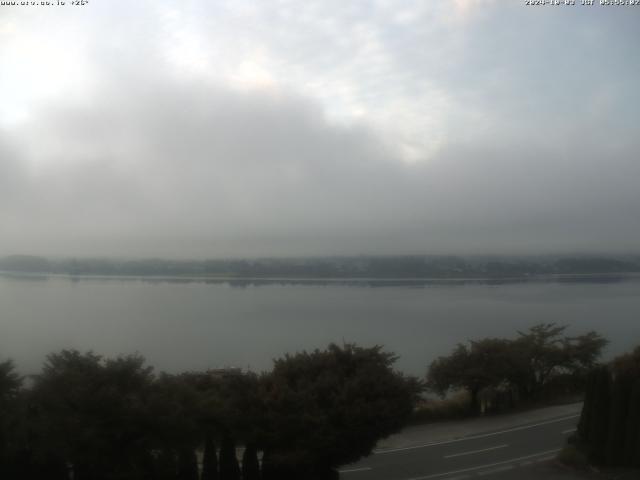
[513,324,607,398]
[177,448,199,480]
[427,339,515,414]
[219,435,241,480]
[241,443,260,480]
[0,360,21,400]
[427,324,608,413]
[30,350,156,480]
[574,345,640,467]
[1,343,421,479]
[200,434,219,480]
[0,360,23,478]
[612,346,640,467]
[260,343,422,479]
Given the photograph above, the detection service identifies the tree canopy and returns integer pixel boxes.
[427,338,516,413]
[0,343,421,480]
[427,323,608,413]
[260,344,422,477]
[576,345,640,468]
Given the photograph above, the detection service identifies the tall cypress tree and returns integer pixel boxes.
[241,443,260,480]
[177,448,199,480]
[610,346,640,467]
[588,365,611,465]
[201,434,219,480]
[624,380,640,467]
[155,449,178,480]
[578,369,597,442]
[605,374,631,465]
[219,435,240,480]
[259,450,276,480]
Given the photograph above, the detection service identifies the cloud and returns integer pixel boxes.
[0,1,638,257]
[1,65,638,258]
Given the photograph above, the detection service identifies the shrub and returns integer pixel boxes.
[557,445,589,470]
[409,391,471,424]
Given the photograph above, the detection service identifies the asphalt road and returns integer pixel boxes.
[339,413,580,480]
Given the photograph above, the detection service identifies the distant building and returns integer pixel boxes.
[207,367,243,379]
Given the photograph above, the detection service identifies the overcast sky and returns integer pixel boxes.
[0,0,638,258]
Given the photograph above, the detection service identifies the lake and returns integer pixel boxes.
[1,274,639,376]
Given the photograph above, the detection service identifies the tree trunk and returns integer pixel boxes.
[155,449,178,480]
[177,448,199,480]
[201,434,219,480]
[605,374,631,465]
[219,435,240,480]
[577,369,596,441]
[624,380,640,467]
[470,387,481,415]
[241,444,260,480]
[588,366,611,465]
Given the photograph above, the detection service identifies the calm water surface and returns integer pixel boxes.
[1,275,639,376]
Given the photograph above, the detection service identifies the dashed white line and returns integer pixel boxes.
[444,444,508,459]
[561,428,576,434]
[534,455,556,463]
[405,449,561,480]
[375,414,579,454]
[477,465,514,476]
[339,467,372,474]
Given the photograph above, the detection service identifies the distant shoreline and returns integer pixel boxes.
[3,254,640,286]
[2,270,640,286]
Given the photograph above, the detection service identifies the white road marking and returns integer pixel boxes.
[534,455,556,463]
[375,415,579,454]
[339,467,373,474]
[561,428,576,434]
[477,465,514,476]
[444,444,508,459]
[405,449,561,480]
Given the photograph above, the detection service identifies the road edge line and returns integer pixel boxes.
[375,414,579,454]
[406,449,561,480]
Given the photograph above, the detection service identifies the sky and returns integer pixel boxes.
[0,0,639,258]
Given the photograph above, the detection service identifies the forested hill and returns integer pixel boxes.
[1,254,640,279]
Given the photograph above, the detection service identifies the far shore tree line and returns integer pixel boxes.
[2,254,639,279]
[0,324,633,479]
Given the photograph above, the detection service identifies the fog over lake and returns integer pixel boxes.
[2,3,640,378]
[3,275,639,376]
